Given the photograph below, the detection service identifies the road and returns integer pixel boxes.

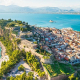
[8,60,31,77]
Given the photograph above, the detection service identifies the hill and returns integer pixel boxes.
[0,5,77,13]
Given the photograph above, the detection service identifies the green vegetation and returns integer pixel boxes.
[43,56,50,59]
[18,65,25,71]
[7,23,15,27]
[16,20,22,24]
[12,31,18,35]
[73,64,80,68]
[26,52,45,77]
[76,70,80,80]
[35,77,38,80]
[0,28,22,78]
[6,20,24,28]
[33,41,37,44]
[0,19,12,29]
[20,27,27,32]
[43,61,74,77]
[20,25,32,32]
[0,19,77,80]
[0,30,14,56]
[7,72,38,80]
[0,50,22,78]
[0,19,38,79]
[16,39,21,44]
[28,72,34,76]
[68,74,78,80]
[1,61,6,67]
[36,46,51,56]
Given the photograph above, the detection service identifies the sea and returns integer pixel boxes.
[0,13,80,31]
[0,13,80,58]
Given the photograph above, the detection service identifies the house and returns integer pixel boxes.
[76,53,80,59]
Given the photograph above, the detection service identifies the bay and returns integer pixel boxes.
[0,13,80,31]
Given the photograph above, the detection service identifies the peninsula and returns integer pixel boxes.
[0,19,80,80]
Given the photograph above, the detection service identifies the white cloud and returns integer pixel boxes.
[0,0,14,6]
[0,0,80,8]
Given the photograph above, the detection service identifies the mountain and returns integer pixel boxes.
[0,5,34,13]
[0,5,77,13]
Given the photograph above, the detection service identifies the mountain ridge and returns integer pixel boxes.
[0,5,79,13]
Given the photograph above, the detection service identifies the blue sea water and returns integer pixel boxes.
[0,13,80,31]
[0,13,80,58]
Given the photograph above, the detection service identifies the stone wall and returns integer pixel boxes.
[12,33,16,37]
[42,64,68,80]
[50,75,68,80]
[59,61,69,64]
[19,44,43,59]
[41,58,52,64]
[19,43,52,64]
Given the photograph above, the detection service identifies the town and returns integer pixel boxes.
[0,19,80,80]
[18,26,80,65]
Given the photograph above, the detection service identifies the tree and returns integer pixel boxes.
[25,22,28,25]
[10,76,14,80]
[21,72,26,80]
[44,51,46,55]
[17,20,22,24]
[35,77,38,80]
[16,39,21,44]
[23,21,25,24]
[18,65,24,71]
[76,77,78,80]
[7,76,10,80]
[20,27,23,31]
[68,74,75,80]
[33,62,40,69]
[9,23,15,27]
[8,19,12,22]
[0,72,3,79]
[1,61,6,67]
[28,72,34,76]
[40,46,43,50]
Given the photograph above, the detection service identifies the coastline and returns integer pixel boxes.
[0,41,9,68]
[0,41,6,57]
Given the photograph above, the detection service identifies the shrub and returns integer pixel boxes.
[18,65,25,71]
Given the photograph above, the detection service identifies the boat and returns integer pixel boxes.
[49,20,53,23]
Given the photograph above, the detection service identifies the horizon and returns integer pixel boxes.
[0,0,80,8]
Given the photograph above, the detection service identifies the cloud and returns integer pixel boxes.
[0,0,80,8]
[0,0,15,6]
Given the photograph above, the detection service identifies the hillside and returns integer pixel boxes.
[0,5,77,13]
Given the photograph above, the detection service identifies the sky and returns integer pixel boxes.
[0,0,80,8]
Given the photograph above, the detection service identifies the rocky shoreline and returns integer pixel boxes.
[0,41,9,68]
[0,41,6,57]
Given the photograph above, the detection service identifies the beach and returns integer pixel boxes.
[0,41,6,57]
[0,41,9,68]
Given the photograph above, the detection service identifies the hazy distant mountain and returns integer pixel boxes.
[0,5,34,13]
[0,5,78,13]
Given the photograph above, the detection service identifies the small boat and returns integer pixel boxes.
[49,20,53,23]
